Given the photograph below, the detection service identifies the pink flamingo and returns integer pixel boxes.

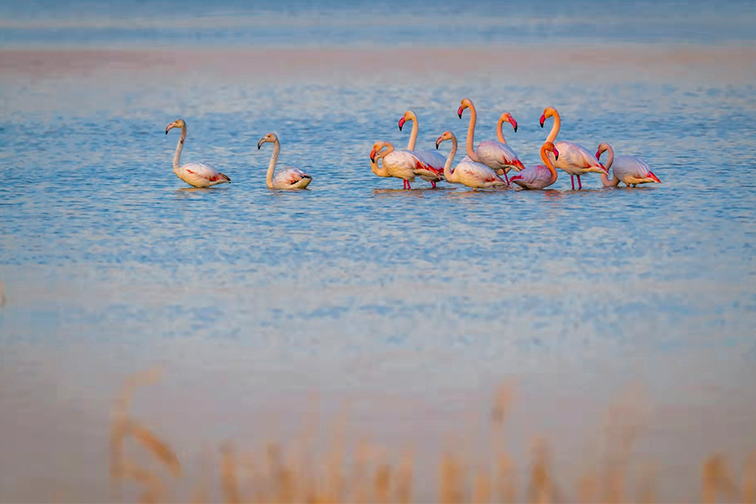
[435,131,507,190]
[539,107,607,190]
[165,119,230,188]
[257,133,313,189]
[509,143,560,190]
[596,143,661,187]
[457,98,525,184]
[398,110,445,188]
[369,141,424,189]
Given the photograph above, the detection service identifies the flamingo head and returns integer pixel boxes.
[595,142,611,161]
[647,171,661,183]
[257,132,278,150]
[458,98,473,119]
[398,110,415,131]
[509,158,526,171]
[370,141,390,162]
[435,131,455,149]
[543,142,559,161]
[540,107,558,128]
[501,113,518,133]
[165,118,185,134]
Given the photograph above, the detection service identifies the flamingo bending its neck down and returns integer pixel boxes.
[596,143,661,187]
[510,143,560,190]
[165,119,230,188]
[257,133,312,189]
[539,107,607,190]
[457,98,525,184]
[398,110,445,188]
[435,131,507,190]
[369,141,427,190]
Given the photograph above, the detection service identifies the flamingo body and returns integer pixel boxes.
[452,159,507,189]
[510,142,559,190]
[552,141,605,176]
[165,119,230,188]
[176,162,230,188]
[413,149,446,184]
[476,140,525,175]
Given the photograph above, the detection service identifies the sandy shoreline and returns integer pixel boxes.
[2,45,755,84]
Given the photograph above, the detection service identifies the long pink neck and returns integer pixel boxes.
[496,115,508,144]
[540,146,558,185]
[463,105,481,162]
[442,137,458,183]
[545,111,561,144]
[265,139,281,188]
[599,147,619,187]
[173,125,187,172]
[406,113,418,151]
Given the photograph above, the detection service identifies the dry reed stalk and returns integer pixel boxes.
[119,459,165,504]
[440,453,466,504]
[702,454,738,504]
[374,464,391,503]
[636,465,657,504]
[578,469,598,504]
[128,419,182,477]
[220,442,241,504]
[394,452,414,504]
[496,453,518,503]
[472,470,491,504]
[744,450,756,504]
[528,440,552,504]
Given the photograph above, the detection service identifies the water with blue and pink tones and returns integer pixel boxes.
[1,1,756,501]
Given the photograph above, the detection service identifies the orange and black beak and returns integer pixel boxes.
[369,148,377,162]
[398,117,406,131]
[553,147,559,161]
[457,106,464,119]
[539,114,546,128]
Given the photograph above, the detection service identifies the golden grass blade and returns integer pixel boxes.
[744,450,756,504]
[221,442,241,504]
[127,419,182,477]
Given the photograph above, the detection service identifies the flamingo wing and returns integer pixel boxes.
[384,149,420,180]
[476,140,522,172]
[455,159,505,186]
[179,162,230,187]
[554,142,603,169]
[511,164,553,189]
[612,155,659,184]
[273,166,312,187]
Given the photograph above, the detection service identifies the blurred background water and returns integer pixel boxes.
[1,0,756,501]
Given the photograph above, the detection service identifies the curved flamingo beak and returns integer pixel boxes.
[369,148,377,162]
[257,139,264,150]
[553,147,559,161]
[509,117,518,133]
[595,150,601,159]
[509,159,525,171]
[457,106,464,119]
[539,115,546,128]
[398,117,405,131]
[648,171,661,183]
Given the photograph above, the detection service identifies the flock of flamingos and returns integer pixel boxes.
[165,98,661,191]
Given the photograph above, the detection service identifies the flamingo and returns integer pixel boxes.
[165,119,230,188]
[539,107,607,190]
[368,141,427,190]
[398,110,446,188]
[457,98,525,184]
[369,142,392,178]
[509,143,560,190]
[257,133,312,189]
[435,131,507,190]
[596,143,661,187]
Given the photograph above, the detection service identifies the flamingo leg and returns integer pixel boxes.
[577,175,582,190]
[503,170,510,185]
[406,180,411,190]
[402,180,407,189]
[431,181,436,189]
[571,175,575,191]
